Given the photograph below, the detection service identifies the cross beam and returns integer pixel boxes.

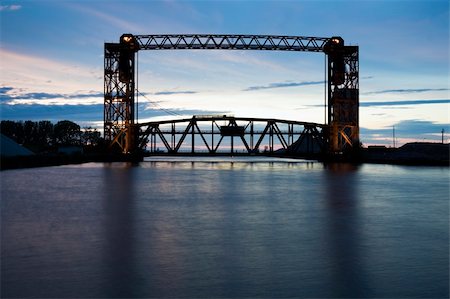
[133,34,330,52]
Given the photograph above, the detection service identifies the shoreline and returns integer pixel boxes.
[2,151,448,171]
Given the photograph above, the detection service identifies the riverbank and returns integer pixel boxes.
[0,153,143,170]
[360,142,449,166]
[1,142,448,170]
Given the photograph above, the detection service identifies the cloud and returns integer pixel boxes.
[1,101,228,125]
[364,88,449,95]
[0,86,103,105]
[243,76,373,92]
[0,49,102,95]
[305,99,450,108]
[0,5,21,11]
[243,80,325,91]
[66,3,145,33]
[361,120,449,135]
[153,90,198,96]
[2,85,197,106]
[0,87,14,102]
[140,107,227,119]
[361,119,450,138]
[360,99,450,107]
[0,104,104,122]
[360,119,450,145]
[392,120,450,135]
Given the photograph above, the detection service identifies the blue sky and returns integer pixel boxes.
[0,0,449,146]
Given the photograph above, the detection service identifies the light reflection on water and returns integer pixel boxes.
[1,159,449,298]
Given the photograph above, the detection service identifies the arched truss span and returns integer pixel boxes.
[137,116,326,156]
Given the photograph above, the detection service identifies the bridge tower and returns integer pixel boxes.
[324,37,359,153]
[104,35,138,153]
[103,34,359,155]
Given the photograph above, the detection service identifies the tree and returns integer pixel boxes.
[23,121,38,149]
[1,120,22,143]
[37,120,54,150]
[2,120,105,153]
[54,120,81,146]
[82,127,101,146]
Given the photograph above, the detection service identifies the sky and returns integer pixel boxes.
[0,0,449,146]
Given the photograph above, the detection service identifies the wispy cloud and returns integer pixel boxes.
[391,120,449,135]
[65,3,145,33]
[243,80,324,91]
[0,101,226,125]
[142,107,227,117]
[360,99,450,107]
[362,120,449,135]
[361,119,450,145]
[0,103,104,122]
[364,88,449,95]
[0,5,21,11]
[305,99,450,108]
[0,87,14,102]
[2,85,197,106]
[154,90,197,96]
[0,86,103,105]
[0,49,102,95]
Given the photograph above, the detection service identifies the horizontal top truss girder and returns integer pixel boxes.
[132,34,331,52]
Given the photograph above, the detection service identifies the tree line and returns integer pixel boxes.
[1,120,104,153]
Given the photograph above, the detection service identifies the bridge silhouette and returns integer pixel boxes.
[104,34,359,157]
[136,115,325,156]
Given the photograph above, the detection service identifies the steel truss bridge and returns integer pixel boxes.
[137,116,325,155]
[104,34,359,156]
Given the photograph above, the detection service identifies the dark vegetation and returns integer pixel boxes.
[0,120,117,170]
[1,120,105,154]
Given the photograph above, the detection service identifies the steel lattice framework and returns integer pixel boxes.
[134,34,329,51]
[138,116,326,155]
[104,34,359,155]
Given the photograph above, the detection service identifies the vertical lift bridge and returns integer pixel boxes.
[104,34,359,155]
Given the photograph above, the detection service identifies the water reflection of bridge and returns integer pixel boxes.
[137,115,326,156]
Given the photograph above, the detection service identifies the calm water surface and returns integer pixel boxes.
[1,157,449,298]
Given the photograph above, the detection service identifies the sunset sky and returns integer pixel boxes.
[1,0,449,146]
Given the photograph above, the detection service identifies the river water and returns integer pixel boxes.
[1,157,449,298]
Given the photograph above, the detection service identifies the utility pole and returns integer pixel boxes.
[442,128,444,144]
[393,126,396,148]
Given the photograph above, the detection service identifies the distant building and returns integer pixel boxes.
[0,134,34,157]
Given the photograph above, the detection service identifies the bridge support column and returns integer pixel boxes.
[325,38,359,154]
[104,35,138,154]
